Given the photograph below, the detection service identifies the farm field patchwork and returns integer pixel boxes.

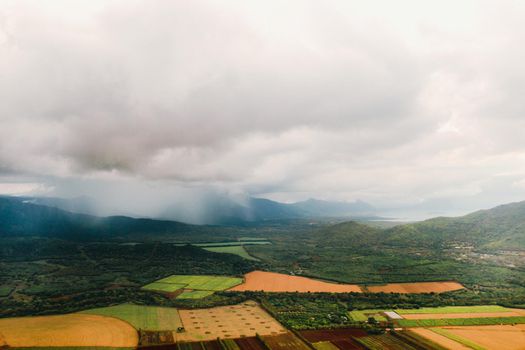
[0,313,138,348]
[365,281,465,293]
[229,271,362,293]
[175,301,287,342]
[80,303,183,331]
[354,333,418,350]
[299,328,367,349]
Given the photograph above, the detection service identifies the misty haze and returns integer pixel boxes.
[1,1,525,349]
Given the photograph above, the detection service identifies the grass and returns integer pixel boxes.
[397,316,525,328]
[80,303,182,331]
[0,286,13,297]
[141,282,187,292]
[396,305,511,314]
[430,328,486,350]
[176,290,215,299]
[203,246,259,260]
[155,275,243,291]
[349,309,387,322]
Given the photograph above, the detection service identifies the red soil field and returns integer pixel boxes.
[229,271,362,293]
[366,281,464,293]
[234,337,266,350]
[299,328,368,343]
[203,340,222,350]
[331,339,366,350]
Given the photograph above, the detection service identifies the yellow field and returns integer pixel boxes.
[0,313,138,348]
[410,328,470,350]
[413,324,525,350]
[175,301,287,342]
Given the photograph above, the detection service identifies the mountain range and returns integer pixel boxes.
[28,195,378,225]
[1,195,524,250]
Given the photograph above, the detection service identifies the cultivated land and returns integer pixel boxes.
[155,275,243,291]
[142,282,187,293]
[395,305,512,314]
[175,301,287,342]
[365,281,465,293]
[410,329,470,350]
[80,303,183,331]
[203,246,259,261]
[229,271,362,293]
[432,324,525,350]
[0,313,138,348]
[176,290,215,299]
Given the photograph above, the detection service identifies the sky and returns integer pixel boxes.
[1,0,525,219]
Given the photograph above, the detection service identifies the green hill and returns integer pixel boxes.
[385,201,525,250]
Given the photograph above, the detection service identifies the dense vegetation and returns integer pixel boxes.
[1,195,525,328]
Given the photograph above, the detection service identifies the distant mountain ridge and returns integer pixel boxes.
[1,195,525,250]
[24,195,378,225]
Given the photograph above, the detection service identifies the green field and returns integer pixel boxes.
[80,303,182,331]
[430,328,486,350]
[396,305,511,314]
[174,241,271,247]
[155,275,243,291]
[141,282,187,292]
[176,290,215,299]
[203,246,259,260]
[349,309,387,322]
[396,316,525,328]
[0,286,13,297]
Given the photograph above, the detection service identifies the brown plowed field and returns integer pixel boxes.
[299,328,368,342]
[403,311,525,319]
[0,313,138,348]
[409,329,470,350]
[234,337,266,350]
[229,271,362,293]
[175,301,286,342]
[366,281,464,293]
[203,339,222,350]
[261,332,311,350]
[331,339,366,350]
[442,324,525,350]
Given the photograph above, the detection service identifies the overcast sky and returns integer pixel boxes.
[1,0,525,218]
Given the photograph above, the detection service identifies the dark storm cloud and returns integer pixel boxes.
[1,0,525,216]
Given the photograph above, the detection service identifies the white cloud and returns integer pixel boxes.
[1,0,525,215]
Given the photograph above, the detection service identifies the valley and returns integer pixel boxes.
[1,196,525,349]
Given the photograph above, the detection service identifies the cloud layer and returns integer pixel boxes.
[1,0,525,216]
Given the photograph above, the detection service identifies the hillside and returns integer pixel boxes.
[385,201,525,250]
[0,196,193,240]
